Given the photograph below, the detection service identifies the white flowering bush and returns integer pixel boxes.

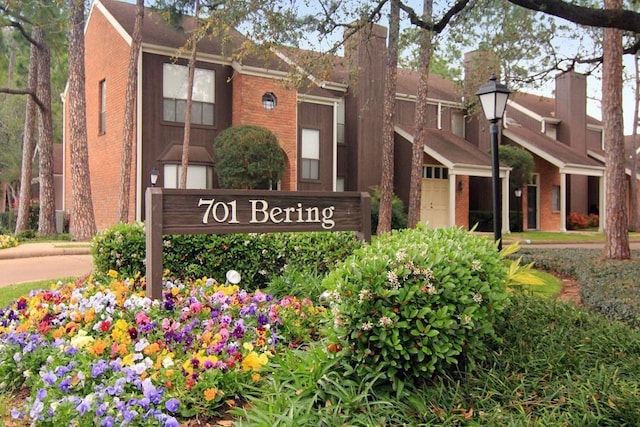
[0,234,19,250]
[322,226,510,382]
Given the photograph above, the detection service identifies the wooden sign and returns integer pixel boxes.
[145,188,371,299]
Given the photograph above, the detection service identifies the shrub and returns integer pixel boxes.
[519,248,640,327]
[369,186,407,235]
[0,234,18,249]
[469,210,493,232]
[588,213,599,228]
[213,125,285,189]
[566,212,589,230]
[322,226,510,384]
[91,222,147,277]
[92,223,363,289]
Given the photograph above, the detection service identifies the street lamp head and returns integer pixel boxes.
[514,188,522,198]
[150,167,159,187]
[475,74,511,122]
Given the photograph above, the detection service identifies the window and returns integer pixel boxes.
[451,111,465,138]
[422,165,449,180]
[163,164,212,189]
[99,80,106,134]
[336,177,345,191]
[262,92,277,110]
[163,64,215,126]
[552,185,560,212]
[301,129,320,180]
[336,100,345,144]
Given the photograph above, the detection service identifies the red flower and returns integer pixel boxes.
[99,320,111,332]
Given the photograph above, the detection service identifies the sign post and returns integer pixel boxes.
[145,188,371,299]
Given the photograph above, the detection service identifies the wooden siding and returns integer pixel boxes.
[297,102,334,191]
[141,53,233,188]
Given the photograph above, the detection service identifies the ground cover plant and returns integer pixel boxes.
[519,248,640,327]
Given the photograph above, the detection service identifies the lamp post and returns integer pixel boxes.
[150,167,159,187]
[476,74,511,250]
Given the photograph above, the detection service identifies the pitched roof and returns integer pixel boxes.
[97,0,290,72]
[504,123,604,176]
[395,69,461,104]
[395,125,507,177]
[508,90,602,127]
[96,0,464,103]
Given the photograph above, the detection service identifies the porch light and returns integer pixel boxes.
[150,167,159,187]
[476,74,511,250]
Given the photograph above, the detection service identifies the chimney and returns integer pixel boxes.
[555,70,587,154]
[463,50,501,151]
[344,24,387,192]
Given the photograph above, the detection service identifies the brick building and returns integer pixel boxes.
[63,0,616,233]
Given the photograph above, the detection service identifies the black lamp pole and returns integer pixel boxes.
[476,74,511,251]
[490,120,501,249]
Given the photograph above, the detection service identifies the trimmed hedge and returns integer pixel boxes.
[92,222,363,289]
[519,248,640,328]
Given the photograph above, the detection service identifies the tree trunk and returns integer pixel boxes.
[407,0,434,228]
[117,0,144,223]
[376,0,400,235]
[603,0,630,259]
[15,37,38,235]
[630,52,640,231]
[35,28,57,236]
[67,0,97,240]
[180,0,200,190]
[0,183,6,213]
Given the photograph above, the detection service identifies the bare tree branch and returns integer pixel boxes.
[399,0,472,33]
[8,21,40,47]
[505,0,640,33]
[0,87,45,111]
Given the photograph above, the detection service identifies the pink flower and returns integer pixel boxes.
[189,302,202,314]
[135,312,151,327]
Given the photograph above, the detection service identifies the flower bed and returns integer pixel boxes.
[0,272,326,426]
[0,234,18,250]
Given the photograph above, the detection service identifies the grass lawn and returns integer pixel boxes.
[503,230,640,244]
[0,278,77,307]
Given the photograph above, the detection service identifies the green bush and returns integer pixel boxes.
[213,125,285,189]
[322,226,510,384]
[519,248,640,327]
[91,222,147,276]
[369,186,407,235]
[92,222,363,289]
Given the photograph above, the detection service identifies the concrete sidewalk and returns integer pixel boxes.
[0,242,93,286]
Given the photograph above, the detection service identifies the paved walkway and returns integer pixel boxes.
[0,242,93,287]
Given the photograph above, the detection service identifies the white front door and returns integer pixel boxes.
[420,166,450,228]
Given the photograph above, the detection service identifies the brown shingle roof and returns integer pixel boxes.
[97,0,463,103]
[509,91,602,126]
[396,125,493,168]
[504,124,602,168]
[98,0,290,72]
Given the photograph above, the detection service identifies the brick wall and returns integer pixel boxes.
[455,175,470,229]
[65,5,135,231]
[535,159,561,231]
[231,74,298,190]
